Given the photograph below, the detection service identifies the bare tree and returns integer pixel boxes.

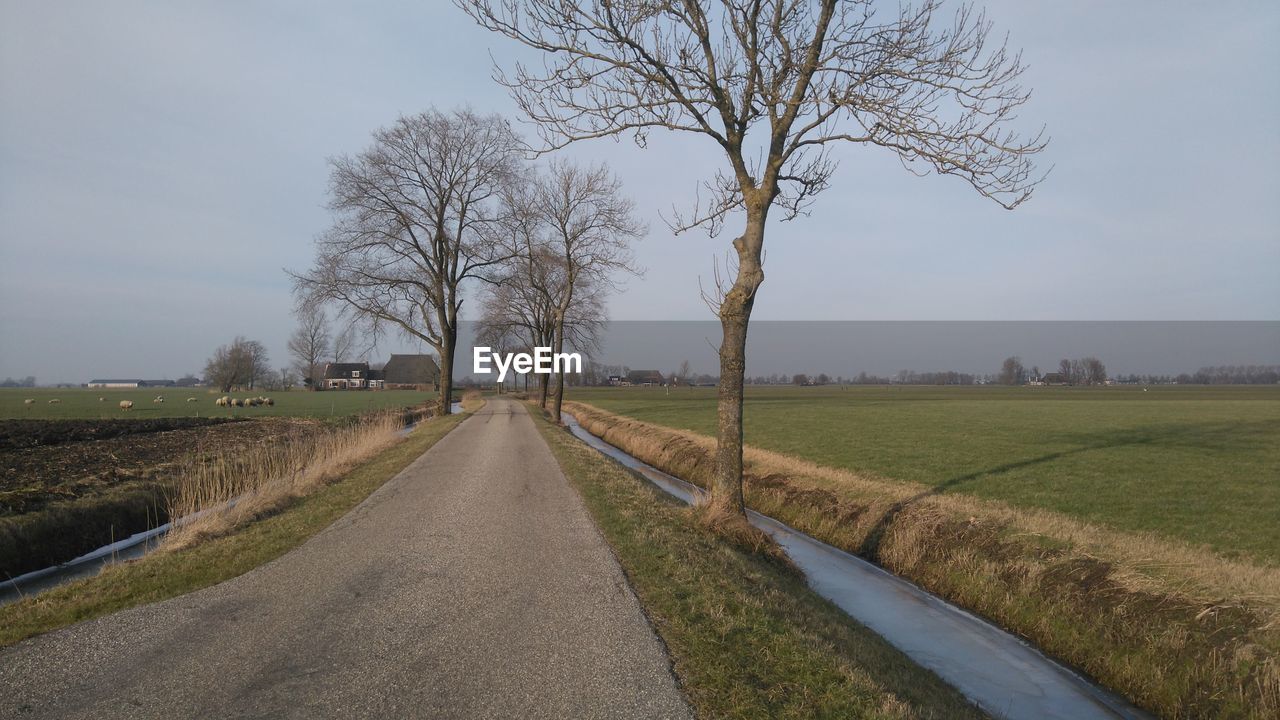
[332,323,357,364]
[999,356,1025,386]
[462,0,1048,515]
[678,359,692,386]
[479,226,611,407]
[288,304,331,389]
[483,172,562,406]
[1082,357,1107,385]
[293,108,523,415]
[204,337,272,392]
[535,160,643,422]
[1059,358,1073,383]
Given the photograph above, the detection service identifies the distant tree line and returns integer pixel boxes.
[0,377,37,388]
[1179,365,1280,385]
[407,359,1280,391]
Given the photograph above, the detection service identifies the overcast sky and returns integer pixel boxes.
[1,1,1278,383]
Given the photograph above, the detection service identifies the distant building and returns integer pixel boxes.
[322,355,440,390]
[140,379,175,388]
[87,379,143,388]
[1040,372,1068,385]
[381,354,440,389]
[626,370,664,386]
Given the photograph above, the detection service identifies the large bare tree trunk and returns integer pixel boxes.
[550,312,567,423]
[712,214,765,515]
[438,324,456,416]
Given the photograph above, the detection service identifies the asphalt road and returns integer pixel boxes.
[0,398,691,719]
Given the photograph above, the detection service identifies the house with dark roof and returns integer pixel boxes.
[626,370,664,386]
[381,354,440,389]
[322,362,371,390]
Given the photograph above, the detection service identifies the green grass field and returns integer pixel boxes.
[0,387,437,419]
[568,384,1280,563]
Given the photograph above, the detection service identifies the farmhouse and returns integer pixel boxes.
[87,379,143,388]
[321,355,439,390]
[322,363,372,390]
[381,354,440,389]
[626,370,665,386]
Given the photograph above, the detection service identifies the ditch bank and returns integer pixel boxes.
[562,411,1147,720]
[563,401,1280,719]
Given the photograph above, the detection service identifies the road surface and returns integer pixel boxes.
[0,398,691,719]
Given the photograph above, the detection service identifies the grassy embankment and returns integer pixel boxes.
[0,387,438,420]
[564,385,1280,718]
[0,403,474,647]
[531,408,984,720]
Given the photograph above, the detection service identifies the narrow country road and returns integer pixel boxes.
[0,398,691,719]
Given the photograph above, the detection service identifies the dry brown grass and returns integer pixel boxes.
[565,400,1280,719]
[459,389,485,413]
[687,496,797,572]
[164,413,403,548]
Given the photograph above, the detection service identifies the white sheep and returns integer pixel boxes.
[215,396,228,407]
[119,400,134,410]
[186,397,198,402]
[98,397,105,402]
[48,399,61,404]
[153,397,165,404]
[231,398,244,407]
[264,397,274,407]
[23,399,34,406]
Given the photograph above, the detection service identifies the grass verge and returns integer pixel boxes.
[531,409,984,720]
[564,401,1280,719]
[0,410,469,648]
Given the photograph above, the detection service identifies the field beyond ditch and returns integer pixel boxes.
[564,384,1280,717]
[569,384,1280,563]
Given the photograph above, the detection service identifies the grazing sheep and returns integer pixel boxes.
[264,397,274,407]
[246,398,260,407]
[215,396,228,407]
[153,397,164,404]
[48,399,61,404]
[23,399,34,406]
[98,397,105,402]
[187,397,198,402]
[231,398,244,407]
[119,400,134,411]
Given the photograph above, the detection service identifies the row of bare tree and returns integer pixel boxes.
[477,161,643,421]
[458,0,1047,517]
[293,0,1045,520]
[291,108,642,418]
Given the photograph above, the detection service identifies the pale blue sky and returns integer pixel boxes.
[1,1,1277,382]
